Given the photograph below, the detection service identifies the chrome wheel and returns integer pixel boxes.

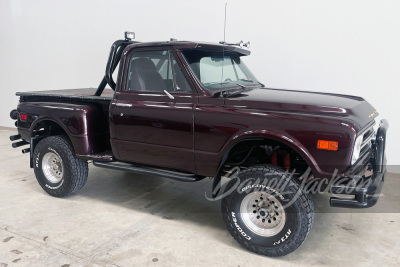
[240,191,286,237]
[42,152,63,183]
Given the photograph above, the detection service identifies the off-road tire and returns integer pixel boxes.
[33,136,88,197]
[221,164,314,257]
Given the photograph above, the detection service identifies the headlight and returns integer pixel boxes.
[373,117,380,134]
[351,117,378,165]
[351,134,363,165]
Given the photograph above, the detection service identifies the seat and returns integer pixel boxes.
[127,58,167,92]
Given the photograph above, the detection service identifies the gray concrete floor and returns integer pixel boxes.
[1,127,399,267]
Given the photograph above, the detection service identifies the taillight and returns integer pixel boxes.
[19,114,27,121]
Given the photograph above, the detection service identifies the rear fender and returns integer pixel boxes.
[17,102,107,156]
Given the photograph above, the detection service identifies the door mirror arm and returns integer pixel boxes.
[164,90,175,100]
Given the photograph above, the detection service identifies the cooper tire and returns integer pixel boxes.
[221,165,314,257]
[33,136,88,197]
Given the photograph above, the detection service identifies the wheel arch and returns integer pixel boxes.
[31,118,71,140]
[212,133,318,197]
[220,130,319,172]
[29,119,75,168]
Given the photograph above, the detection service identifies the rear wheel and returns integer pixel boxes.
[221,165,314,257]
[33,136,88,197]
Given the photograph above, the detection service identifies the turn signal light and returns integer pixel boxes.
[317,140,338,151]
[19,114,27,121]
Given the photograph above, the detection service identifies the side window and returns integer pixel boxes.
[125,50,171,92]
[125,50,192,93]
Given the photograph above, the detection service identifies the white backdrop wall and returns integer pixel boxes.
[1,0,399,169]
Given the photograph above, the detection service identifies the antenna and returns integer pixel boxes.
[221,3,227,83]
[223,3,227,44]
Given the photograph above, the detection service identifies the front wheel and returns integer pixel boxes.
[33,136,88,197]
[221,165,314,257]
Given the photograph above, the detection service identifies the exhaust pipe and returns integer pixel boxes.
[12,141,29,148]
[22,148,30,154]
[9,134,21,141]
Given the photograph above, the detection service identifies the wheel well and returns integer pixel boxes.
[27,120,73,168]
[32,120,71,143]
[211,138,312,198]
[222,138,310,177]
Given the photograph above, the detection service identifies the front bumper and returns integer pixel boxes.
[330,119,389,208]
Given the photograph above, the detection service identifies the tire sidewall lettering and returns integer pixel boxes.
[231,212,251,240]
[224,170,302,248]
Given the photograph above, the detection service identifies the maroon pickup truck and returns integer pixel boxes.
[9,32,388,256]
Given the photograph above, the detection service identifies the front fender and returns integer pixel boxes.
[222,129,320,175]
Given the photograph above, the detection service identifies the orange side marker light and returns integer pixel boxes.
[317,140,338,151]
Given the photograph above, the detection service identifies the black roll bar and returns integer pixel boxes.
[95,39,138,96]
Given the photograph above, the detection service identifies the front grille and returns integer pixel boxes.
[359,126,375,158]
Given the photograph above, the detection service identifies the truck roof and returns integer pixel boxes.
[125,41,251,56]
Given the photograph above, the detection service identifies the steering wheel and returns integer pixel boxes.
[224,78,232,82]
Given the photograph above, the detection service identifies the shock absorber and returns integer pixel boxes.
[271,153,278,166]
[283,153,291,170]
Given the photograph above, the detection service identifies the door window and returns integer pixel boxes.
[125,50,192,93]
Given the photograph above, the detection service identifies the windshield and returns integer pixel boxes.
[181,49,260,90]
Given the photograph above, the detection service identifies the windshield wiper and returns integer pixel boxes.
[221,87,252,98]
[240,79,265,88]
[206,81,247,89]
[234,83,246,89]
[218,81,247,89]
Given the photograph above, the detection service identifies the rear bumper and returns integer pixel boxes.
[330,119,389,208]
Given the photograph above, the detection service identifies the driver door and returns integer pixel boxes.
[110,48,197,173]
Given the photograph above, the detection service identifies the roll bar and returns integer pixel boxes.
[95,32,139,96]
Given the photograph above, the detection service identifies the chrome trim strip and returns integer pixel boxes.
[115,103,132,107]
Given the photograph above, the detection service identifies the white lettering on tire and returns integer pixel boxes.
[45,179,64,189]
[273,229,291,246]
[232,212,251,240]
[35,152,40,168]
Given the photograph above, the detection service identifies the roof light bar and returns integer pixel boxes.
[219,40,250,48]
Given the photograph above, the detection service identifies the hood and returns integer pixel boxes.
[224,87,378,128]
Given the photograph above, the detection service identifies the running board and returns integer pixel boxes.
[92,161,204,182]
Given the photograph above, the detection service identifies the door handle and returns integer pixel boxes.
[115,103,133,108]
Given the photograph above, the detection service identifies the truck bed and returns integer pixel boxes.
[16,88,114,101]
